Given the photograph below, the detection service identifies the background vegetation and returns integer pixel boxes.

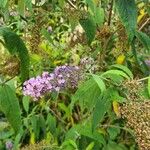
[0,0,150,150]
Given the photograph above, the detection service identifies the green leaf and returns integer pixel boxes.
[0,121,9,131]
[0,0,7,8]
[58,0,65,8]
[80,124,106,145]
[58,103,71,119]
[86,142,95,150]
[94,7,104,26]
[0,130,13,140]
[73,79,101,110]
[80,15,96,45]
[46,114,56,135]
[92,74,106,92]
[107,126,120,140]
[61,139,78,150]
[108,88,125,103]
[18,0,25,16]
[86,0,96,14]
[92,94,111,130]
[25,0,32,11]
[110,64,133,79]
[39,114,46,136]
[115,0,137,42]
[65,126,80,141]
[41,28,53,43]
[13,129,24,150]
[101,69,130,79]
[105,141,127,150]
[22,96,30,113]
[31,115,40,140]
[136,31,150,53]
[68,15,79,31]
[0,84,22,133]
[0,27,30,82]
[66,123,106,146]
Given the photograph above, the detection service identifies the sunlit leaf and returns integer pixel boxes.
[110,64,133,79]
[92,74,106,92]
[86,142,95,150]
[101,69,130,79]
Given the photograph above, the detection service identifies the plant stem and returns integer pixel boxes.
[0,76,16,85]
[139,18,150,31]
[99,124,134,136]
[67,0,77,9]
[49,108,67,125]
[108,0,114,26]
[137,76,150,82]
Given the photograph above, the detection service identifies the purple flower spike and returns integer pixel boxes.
[23,65,82,100]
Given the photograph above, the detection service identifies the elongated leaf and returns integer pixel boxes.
[66,124,106,146]
[79,124,106,145]
[86,0,95,14]
[22,96,30,113]
[0,27,30,82]
[86,0,104,26]
[111,64,133,79]
[0,84,22,133]
[13,130,24,150]
[94,7,104,26]
[86,142,95,150]
[92,74,106,92]
[80,15,96,45]
[31,115,40,140]
[92,94,111,131]
[136,31,150,53]
[38,114,46,136]
[101,69,130,79]
[73,79,101,110]
[61,139,78,150]
[115,0,137,42]
[46,114,56,135]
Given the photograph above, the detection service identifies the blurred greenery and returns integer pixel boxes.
[0,0,150,150]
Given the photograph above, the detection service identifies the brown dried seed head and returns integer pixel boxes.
[121,101,150,150]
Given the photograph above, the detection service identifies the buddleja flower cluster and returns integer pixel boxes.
[23,65,81,100]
